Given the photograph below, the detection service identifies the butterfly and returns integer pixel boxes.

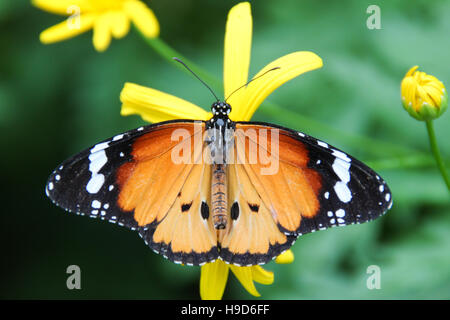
[45,98,393,267]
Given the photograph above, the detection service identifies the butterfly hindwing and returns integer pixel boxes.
[219,161,297,266]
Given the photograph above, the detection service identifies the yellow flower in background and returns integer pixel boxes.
[401,66,450,191]
[120,1,322,299]
[401,66,448,121]
[32,0,159,52]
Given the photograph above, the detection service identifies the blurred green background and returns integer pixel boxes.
[1,0,449,299]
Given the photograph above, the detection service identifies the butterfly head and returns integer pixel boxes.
[211,101,231,117]
[208,101,233,129]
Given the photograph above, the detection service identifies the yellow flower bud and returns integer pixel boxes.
[401,66,448,121]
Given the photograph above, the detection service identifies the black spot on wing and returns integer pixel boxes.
[181,201,193,212]
[201,201,210,220]
[231,202,239,220]
[248,203,259,212]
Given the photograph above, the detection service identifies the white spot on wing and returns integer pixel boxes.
[91,200,101,209]
[333,158,351,182]
[317,141,329,148]
[86,147,108,194]
[90,142,109,153]
[335,209,346,218]
[112,134,124,141]
[332,149,351,163]
[88,151,107,173]
[332,158,352,203]
[334,181,352,203]
[86,174,105,194]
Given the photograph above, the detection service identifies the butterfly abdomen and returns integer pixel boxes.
[211,164,228,229]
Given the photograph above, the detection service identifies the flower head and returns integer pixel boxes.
[401,66,448,121]
[120,1,322,299]
[32,0,159,52]
[120,2,322,122]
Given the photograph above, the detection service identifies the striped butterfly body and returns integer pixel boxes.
[46,101,392,266]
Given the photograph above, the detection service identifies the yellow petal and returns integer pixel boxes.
[223,2,252,100]
[110,11,130,39]
[229,265,260,297]
[39,13,96,44]
[424,85,443,107]
[229,51,323,121]
[123,0,159,38]
[401,76,416,106]
[120,82,212,123]
[93,13,112,52]
[405,65,419,78]
[200,260,229,300]
[32,0,89,15]
[251,266,274,285]
[275,249,294,264]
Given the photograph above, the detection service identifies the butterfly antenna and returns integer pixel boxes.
[173,57,220,102]
[225,67,281,102]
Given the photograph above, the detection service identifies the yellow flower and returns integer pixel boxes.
[200,260,274,300]
[200,249,295,300]
[32,0,159,52]
[120,1,322,299]
[120,2,322,122]
[401,66,448,121]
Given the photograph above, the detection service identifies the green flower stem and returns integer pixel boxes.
[425,120,450,191]
[136,32,443,169]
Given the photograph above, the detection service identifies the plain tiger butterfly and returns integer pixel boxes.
[45,64,392,267]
